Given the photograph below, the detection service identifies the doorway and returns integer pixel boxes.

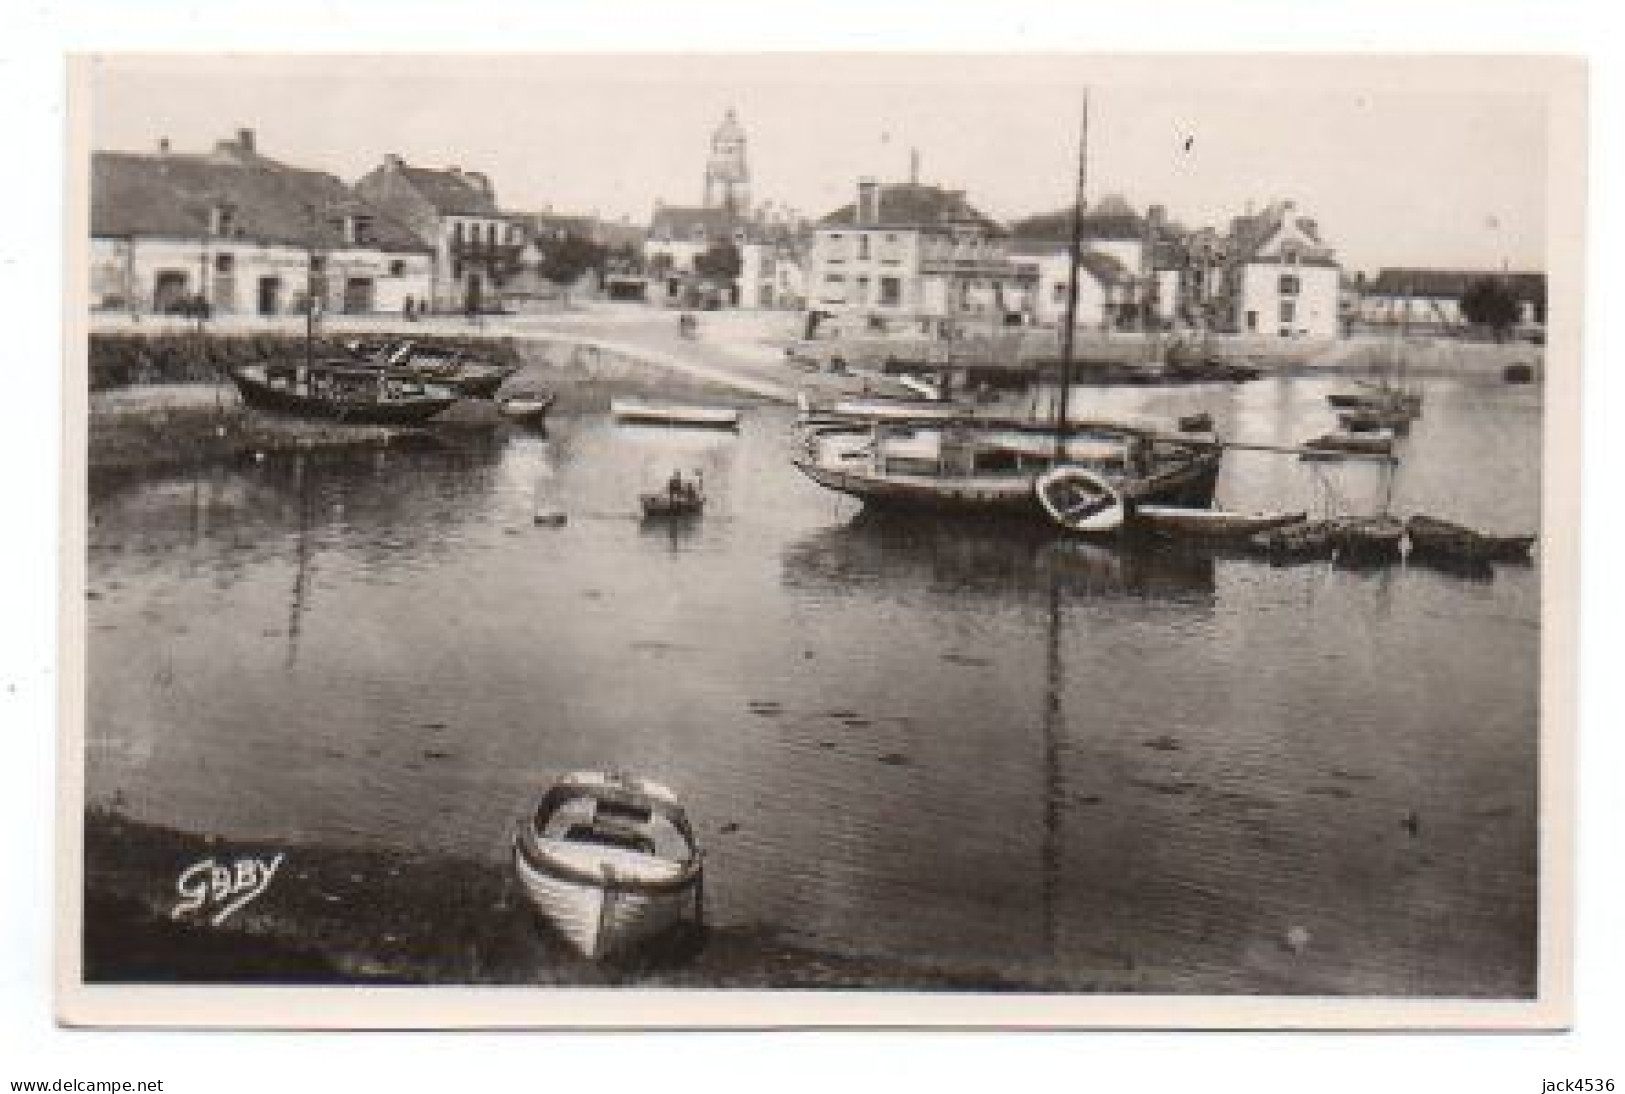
[343,277,375,314]
[463,274,483,314]
[152,270,189,313]
[258,277,282,316]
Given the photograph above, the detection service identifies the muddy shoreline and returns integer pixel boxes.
[82,810,1120,991]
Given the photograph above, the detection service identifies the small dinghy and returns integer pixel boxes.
[611,398,740,429]
[499,389,556,426]
[1135,505,1307,541]
[512,771,704,960]
[1177,411,1215,434]
[1035,466,1125,534]
[640,471,705,518]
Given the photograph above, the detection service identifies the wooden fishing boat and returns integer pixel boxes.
[1250,518,1340,562]
[793,421,1222,517]
[228,361,460,425]
[1331,515,1406,563]
[498,389,556,426]
[611,398,741,429]
[349,340,518,399]
[1177,412,1215,433]
[1405,514,1536,562]
[1303,430,1395,456]
[1134,505,1306,540]
[512,771,703,960]
[1035,466,1125,534]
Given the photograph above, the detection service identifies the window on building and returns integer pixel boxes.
[1279,299,1297,324]
[1053,282,1068,305]
[879,277,901,307]
[1279,274,1301,296]
[858,234,871,261]
[389,259,406,277]
[310,255,326,272]
[215,254,233,274]
[452,223,464,244]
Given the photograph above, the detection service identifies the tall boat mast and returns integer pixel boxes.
[1054,91,1090,459]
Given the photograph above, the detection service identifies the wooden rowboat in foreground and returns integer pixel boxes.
[512,771,704,960]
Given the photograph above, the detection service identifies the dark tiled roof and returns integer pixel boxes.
[1228,202,1333,265]
[1006,245,1131,285]
[1008,206,1151,245]
[818,184,1006,236]
[395,166,500,216]
[1368,268,1546,300]
[649,205,740,241]
[92,150,428,252]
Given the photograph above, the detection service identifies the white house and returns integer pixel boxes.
[354,155,521,313]
[808,177,1021,332]
[1223,201,1341,338]
[91,131,433,318]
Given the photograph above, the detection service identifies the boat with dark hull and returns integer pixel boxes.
[1135,505,1307,541]
[1405,514,1536,563]
[794,420,1221,518]
[229,361,460,424]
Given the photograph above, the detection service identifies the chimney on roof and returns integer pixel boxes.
[1149,204,1166,225]
[909,149,920,186]
[448,166,462,177]
[857,177,880,226]
[237,128,255,153]
[157,137,170,155]
[383,153,404,172]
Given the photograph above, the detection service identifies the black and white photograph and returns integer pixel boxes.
[57,51,1580,1029]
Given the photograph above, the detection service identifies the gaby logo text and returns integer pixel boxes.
[171,853,285,926]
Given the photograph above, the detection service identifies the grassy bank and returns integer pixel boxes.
[82,809,1117,990]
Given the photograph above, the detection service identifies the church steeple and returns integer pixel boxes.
[704,108,750,215]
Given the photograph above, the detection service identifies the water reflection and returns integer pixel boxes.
[781,509,1216,609]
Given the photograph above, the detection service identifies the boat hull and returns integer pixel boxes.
[1135,506,1307,539]
[611,399,741,429]
[498,393,556,425]
[793,448,1220,517]
[512,844,698,960]
[229,367,458,425]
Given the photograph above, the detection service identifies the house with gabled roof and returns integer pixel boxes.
[91,130,433,318]
[354,155,522,313]
[1222,200,1341,338]
[808,176,1022,332]
[1007,197,1185,330]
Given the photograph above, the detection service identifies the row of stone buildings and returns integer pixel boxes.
[89,129,646,320]
[89,115,1540,337]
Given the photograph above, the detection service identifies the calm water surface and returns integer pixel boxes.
[86,372,1541,994]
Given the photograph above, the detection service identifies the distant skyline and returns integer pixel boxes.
[86,54,1554,274]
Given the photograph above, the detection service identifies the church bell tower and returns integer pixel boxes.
[703,108,751,215]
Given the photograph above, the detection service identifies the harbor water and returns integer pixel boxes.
[84,370,1542,994]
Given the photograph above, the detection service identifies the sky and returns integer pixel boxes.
[85,53,1560,275]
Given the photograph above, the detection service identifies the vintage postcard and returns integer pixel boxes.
[59,52,1582,1028]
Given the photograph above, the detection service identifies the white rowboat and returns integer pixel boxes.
[512,771,703,960]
